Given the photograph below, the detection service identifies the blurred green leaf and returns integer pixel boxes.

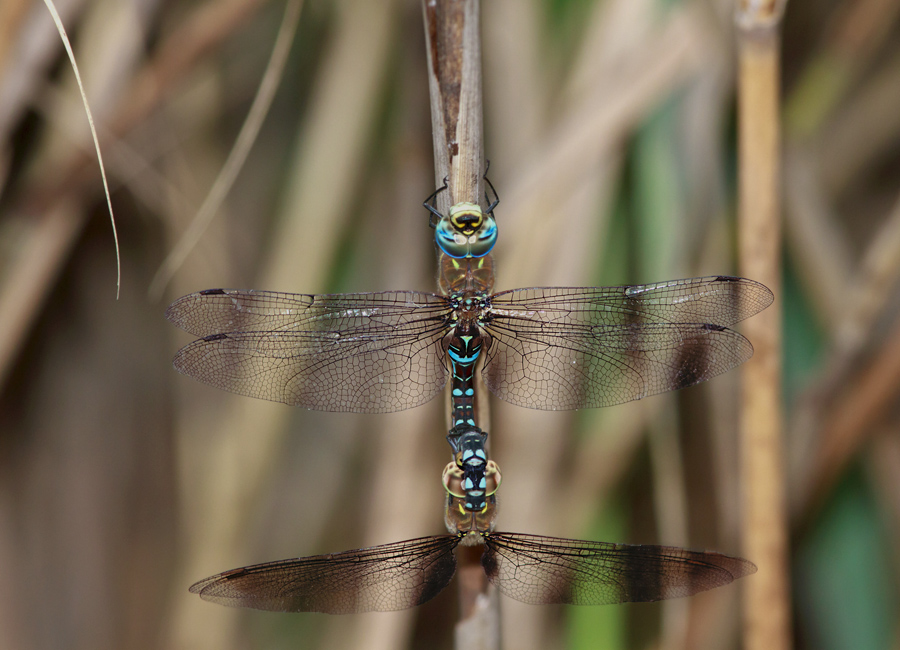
[567,501,627,650]
[796,469,898,650]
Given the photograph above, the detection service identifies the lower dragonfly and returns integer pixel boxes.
[189,425,755,614]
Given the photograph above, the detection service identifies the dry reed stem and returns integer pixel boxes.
[0,0,31,76]
[868,428,900,562]
[0,0,142,388]
[493,4,710,648]
[166,2,402,649]
[791,193,900,519]
[802,315,900,522]
[499,4,706,285]
[736,2,792,650]
[423,0,485,210]
[148,0,303,299]
[819,48,900,194]
[649,403,691,650]
[782,147,852,329]
[43,0,121,298]
[422,2,500,646]
[0,0,268,392]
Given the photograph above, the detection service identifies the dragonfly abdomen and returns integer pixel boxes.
[445,325,484,428]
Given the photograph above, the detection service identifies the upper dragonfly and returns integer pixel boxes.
[166,181,773,417]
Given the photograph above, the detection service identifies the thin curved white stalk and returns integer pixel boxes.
[42,0,121,298]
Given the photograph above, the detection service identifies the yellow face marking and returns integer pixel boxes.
[448,203,484,235]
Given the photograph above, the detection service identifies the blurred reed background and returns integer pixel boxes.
[0,0,898,648]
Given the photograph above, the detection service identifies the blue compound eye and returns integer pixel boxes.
[435,219,470,258]
[470,215,497,257]
[435,203,498,258]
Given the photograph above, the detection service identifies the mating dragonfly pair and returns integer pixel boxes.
[169,177,771,614]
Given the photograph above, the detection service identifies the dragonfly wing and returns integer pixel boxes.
[482,277,771,409]
[190,535,460,614]
[167,290,450,412]
[481,533,755,605]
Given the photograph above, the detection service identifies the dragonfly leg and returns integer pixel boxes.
[424,176,450,227]
[483,161,499,214]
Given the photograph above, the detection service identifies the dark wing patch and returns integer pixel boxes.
[481,532,755,605]
[190,535,461,614]
[482,277,770,409]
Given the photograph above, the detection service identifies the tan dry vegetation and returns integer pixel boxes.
[0,1,898,649]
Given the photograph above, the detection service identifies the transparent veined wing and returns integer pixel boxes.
[166,289,452,413]
[190,535,461,614]
[482,276,773,409]
[481,533,756,605]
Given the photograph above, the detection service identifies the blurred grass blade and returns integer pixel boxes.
[42,0,120,298]
[148,0,304,299]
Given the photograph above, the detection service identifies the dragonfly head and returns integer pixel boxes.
[435,203,498,259]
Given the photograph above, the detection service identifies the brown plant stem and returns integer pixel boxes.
[736,2,792,650]
[422,2,499,648]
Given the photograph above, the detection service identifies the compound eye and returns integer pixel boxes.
[435,218,471,258]
[467,214,497,258]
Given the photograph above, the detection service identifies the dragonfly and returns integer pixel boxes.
[189,427,755,615]
[166,174,772,419]
[165,276,773,417]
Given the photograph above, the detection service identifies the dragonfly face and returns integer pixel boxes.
[434,202,498,259]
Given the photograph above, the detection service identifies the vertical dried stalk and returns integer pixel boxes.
[736,2,792,650]
[421,2,499,649]
[423,0,485,212]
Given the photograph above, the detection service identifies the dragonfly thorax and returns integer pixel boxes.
[448,292,490,319]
